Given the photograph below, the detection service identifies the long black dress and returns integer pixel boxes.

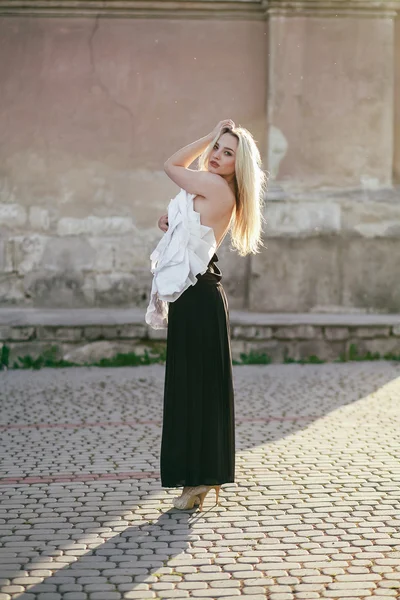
[160,252,235,487]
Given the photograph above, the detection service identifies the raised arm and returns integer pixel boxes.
[164,120,235,196]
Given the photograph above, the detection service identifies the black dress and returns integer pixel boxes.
[160,252,235,487]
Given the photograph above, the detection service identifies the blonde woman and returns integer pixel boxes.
[158,119,267,511]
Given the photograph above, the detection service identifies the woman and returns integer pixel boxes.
[158,119,267,511]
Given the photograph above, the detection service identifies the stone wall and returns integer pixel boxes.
[254,187,400,313]
[267,11,394,190]
[262,0,400,314]
[0,10,268,310]
[395,15,400,183]
[1,309,399,365]
[0,0,399,314]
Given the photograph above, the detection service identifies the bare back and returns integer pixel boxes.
[192,186,236,250]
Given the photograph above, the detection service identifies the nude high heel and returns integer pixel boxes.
[197,485,221,512]
[173,487,203,510]
[173,485,221,511]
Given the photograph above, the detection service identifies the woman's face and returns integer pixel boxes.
[208,132,238,177]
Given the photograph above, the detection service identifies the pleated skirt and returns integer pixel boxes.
[160,253,235,487]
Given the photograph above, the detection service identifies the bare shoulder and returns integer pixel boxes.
[210,176,236,211]
[194,176,235,219]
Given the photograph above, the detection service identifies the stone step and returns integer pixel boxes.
[1,306,400,327]
[0,308,399,365]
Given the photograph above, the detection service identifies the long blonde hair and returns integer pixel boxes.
[198,126,268,256]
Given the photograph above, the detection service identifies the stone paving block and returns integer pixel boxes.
[208,580,241,588]
[230,570,262,580]
[276,576,300,584]
[152,583,175,590]
[378,580,400,587]
[28,585,58,592]
[243,578,274,586]
[191,591,240,597]
[176,582,208,589]
[58,585,84,593]
[335,574,381,582]
[88,594,121,600]
[84,584,118,592]
[183,573,231,581]
[123,594,156,599]
[242,587,267,594]
[322,592,373,597]
[257,562,301,570]
[294,583,326,591]
[383,572,400,580]
[236,596,267,600]
[148,592,189,598]
[11,577,45,585]
[1,586,25,594]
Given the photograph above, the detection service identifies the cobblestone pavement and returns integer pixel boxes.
[1,362,400,600]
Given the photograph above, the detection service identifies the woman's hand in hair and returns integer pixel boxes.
[158,213,169,233]
[211,119,235,138]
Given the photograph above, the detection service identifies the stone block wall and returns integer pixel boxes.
[261,0,400,314]
[230,323,400,363]
[254,187,400,313]
[0,10,267,310]
[395,12,400,182]
[1,311,399,365]
[0,1,399,314]
[0,213,160,307]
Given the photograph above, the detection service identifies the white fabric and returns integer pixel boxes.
[145,188,217,329]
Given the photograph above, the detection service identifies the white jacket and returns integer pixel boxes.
[145,188,217,329]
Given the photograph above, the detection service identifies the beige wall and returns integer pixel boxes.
[0,5,399,314]
[395,16,400,183]
[0,17,268,219]
[267,15,394,190]
[0,16,268,307]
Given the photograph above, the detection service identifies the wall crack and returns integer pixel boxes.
[88,14,135,123]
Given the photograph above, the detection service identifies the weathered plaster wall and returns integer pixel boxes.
[258,8,400,315]
[0,6,399,314]
[267,15,394,190]
[0,15,268,308]
[395,15,400,183]
[256,186,400,313]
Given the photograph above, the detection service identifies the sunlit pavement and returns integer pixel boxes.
[1,362,400,600]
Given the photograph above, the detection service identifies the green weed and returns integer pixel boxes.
[337,343,400,362]
[2,340,400,370]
